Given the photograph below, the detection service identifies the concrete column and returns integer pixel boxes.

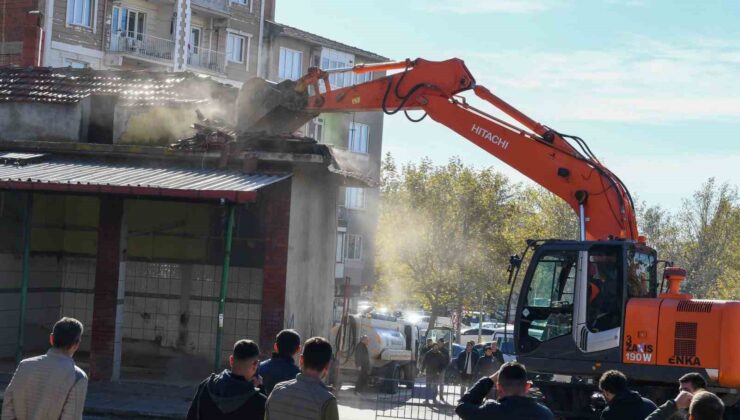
[259,181,291,353]
[90,197,126,381]
[111,203,127,381]
[173,0,191,71]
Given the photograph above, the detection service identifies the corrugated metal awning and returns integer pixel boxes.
[0,157,290,203]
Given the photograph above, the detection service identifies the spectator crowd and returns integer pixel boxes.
[0,318,730,420]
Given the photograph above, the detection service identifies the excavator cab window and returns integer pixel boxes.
[627,247,657,298]
[518,249,577,352]
[586,246,622,333]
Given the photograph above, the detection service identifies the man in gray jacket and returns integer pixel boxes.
[265,337,338,420]
[2,317,88,420]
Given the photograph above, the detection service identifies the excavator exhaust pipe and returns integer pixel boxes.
[235,77,318,137]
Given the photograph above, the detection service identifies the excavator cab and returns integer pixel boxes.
[514,240,657,372]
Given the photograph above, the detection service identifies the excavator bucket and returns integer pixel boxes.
[235,77,318,136]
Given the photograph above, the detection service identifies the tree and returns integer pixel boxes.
[375,155,521,327]
[376,156,739,327]
[638,178,739,299]
[676,179,739,299]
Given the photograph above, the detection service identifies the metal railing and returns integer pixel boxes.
[192,0,229,13]
[187,47,226,74]
[376,379,463,420]
[108,31,225,74]
[108,31,174,61]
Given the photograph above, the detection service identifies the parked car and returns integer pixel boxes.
[459,327,496,344]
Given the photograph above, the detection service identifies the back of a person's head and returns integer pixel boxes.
[275,329,301,356]
[233,339,260,363]
[52,317,83,349]
[599,370,628,395]
[679,372,707,391]
[498,362,528,394]
[302,337,333,371]
[689,391,724,420]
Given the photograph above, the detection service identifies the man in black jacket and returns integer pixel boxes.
[475,345,503,379]
[598,370,657,420]
[456,362,554,419]
[257,329,302,395]
[187,339,266,420]
[456,341,480,394]
[422,343,448,404]
[354,335,371,394]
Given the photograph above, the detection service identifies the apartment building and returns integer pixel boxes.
[0,0,386,308]
[262,22,388,307]
[2,0,275,84]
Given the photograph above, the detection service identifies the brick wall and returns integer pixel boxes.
[0,0,42,66]
[89,197,123,380]
[259,180,290,353]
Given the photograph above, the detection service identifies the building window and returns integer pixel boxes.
[279,47,303,81]
[345,187,365,209]
[345,234,363,261]
[352,71,373,85]
[111,7,145,41]
[226,33,246,63]
[304,117,323,141]
[348,121,369,154]
[230,0,250,7]
[67,0,93,27]
[320,48,354,89]
[190,27,201,54]
[336,232,345,263]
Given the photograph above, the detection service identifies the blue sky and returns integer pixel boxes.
[276,0,740,209]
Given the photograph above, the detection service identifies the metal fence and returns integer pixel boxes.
[375,380,465,420]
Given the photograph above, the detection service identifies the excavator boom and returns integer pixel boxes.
[237,58,638,241]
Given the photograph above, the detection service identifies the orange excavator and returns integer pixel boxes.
[237,58,740,417]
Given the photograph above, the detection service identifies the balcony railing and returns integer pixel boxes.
[192,0,229,14]
[187,48,226,74]
[108,31,225,74]
[109,31,174,61]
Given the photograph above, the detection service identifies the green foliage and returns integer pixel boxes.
[376,157,739,319]
[375,155,578,320]
[638,178,739,299]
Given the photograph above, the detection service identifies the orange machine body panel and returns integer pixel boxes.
[622,298,659,365]
[624,298,740,388]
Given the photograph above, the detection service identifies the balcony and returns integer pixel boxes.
[109,31,174,62]
[107,32,225,74]
[187,48,226,74]
[192,0,229,15]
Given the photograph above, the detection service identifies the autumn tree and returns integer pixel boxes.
[375,154,521,327]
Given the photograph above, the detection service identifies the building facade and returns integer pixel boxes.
[0,0,385,343]
[262,22,387,311]
[0,67,377,380]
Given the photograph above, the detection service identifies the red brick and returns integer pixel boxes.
[259,181,290,354]
[90,197,124,381]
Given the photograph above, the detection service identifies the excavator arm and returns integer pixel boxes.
[238,58,639,241]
